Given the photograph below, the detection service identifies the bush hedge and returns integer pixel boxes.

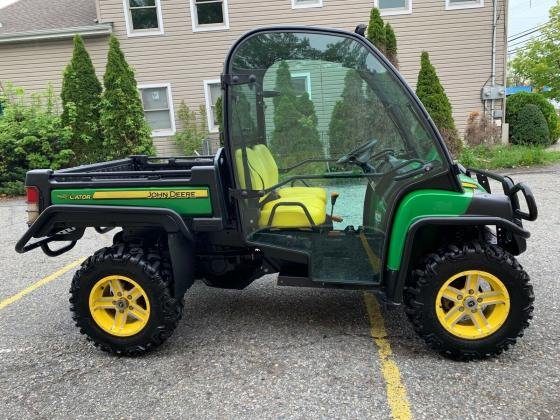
[510,104,550,146]
[0,85,72,196]
[506,92,559,146]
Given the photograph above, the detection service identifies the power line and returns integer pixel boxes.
[508,22,549,42]
[508,33,544,49]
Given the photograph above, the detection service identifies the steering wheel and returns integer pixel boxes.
[337,139,379,165]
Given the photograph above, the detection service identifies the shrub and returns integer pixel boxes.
[0,84,72,196]
[385,23,398,68]
[367,7,386,54]
[329,69,370,157]
[416,51,462,156]
[506,92,559,145]
[61,35,103,165]
[173,102,208,155]
[464,111,501,146]
[510,104,550,146]
[270,61,324,171]
[100,36,154,160]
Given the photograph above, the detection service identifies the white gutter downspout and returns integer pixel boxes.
[491,0,498,119]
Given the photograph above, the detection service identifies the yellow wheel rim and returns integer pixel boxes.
[88,275,151,337]
[435,270,510,340]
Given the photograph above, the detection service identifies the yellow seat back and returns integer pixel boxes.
[252,144,279,187]
[235,148,267,190]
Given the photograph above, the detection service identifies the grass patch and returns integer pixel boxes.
[458,145,560,170]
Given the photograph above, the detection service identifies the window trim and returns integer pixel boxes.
[204,79,222,133]
[138,83,176,137]
[190,0,230,33]
[122,0,164,37]
[374,0,412,16]
[291,0,324,9]
[291,72,312,99]
[445,0,484,10]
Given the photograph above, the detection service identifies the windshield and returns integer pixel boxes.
[227,30,445,182]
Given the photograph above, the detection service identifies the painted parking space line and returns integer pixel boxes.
[364,292,412,420]
[0,257,86,311]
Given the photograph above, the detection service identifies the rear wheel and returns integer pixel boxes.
[70,244,183,355]
[404,242,534,360]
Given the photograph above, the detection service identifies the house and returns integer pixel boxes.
[0,0,507,155]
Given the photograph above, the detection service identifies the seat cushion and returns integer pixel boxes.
[279,186,327,203]
[259,197,327,228]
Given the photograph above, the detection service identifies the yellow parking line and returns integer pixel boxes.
[364,292,412,420]
[0,257,86,311]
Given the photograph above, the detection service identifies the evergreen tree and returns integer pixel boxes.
[61,35,102,164]
[416,51,462,156]
[328,70,370,157]
[367,7,386,54]
[385,23,398,68]
[270,61,324,172]
[100,36,154,159]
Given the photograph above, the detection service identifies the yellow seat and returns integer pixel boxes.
[235,147,327,228]
[252,144,327,203]
[259,197,327,228]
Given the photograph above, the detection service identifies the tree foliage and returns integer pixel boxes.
[100,36,154,159]
[270,61,324,171]
[173,102,208,155]
[416,51,462,156]
[511,3,560,101]
[0,84,72,195]
[509,104,551,146]
[367,7,386,54]
[505,92,559,145]
[60,35,103,165]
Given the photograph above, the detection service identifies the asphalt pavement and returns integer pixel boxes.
[0,165,559,419]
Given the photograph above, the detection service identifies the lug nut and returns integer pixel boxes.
[471,309,477,313]
[457,295,463,300]
[112,301,117,305]
[468,289,474,295]
[127,295,132,300]
[477,297,483,303]
[117,292,122,297]
[129,306,133,310]
[459,306,465,312]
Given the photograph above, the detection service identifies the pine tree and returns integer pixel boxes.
[416,51,462,156]
[328,70,370,157]
[385,23,398,68]
[61,35,102,164]
[270,61,324,172]
[100,36,154,159]
[367,7,386,54]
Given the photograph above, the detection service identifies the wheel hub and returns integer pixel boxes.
[435,270,511,340]
[88,275,151,337]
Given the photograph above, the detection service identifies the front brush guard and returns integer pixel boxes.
[465,168,538,222]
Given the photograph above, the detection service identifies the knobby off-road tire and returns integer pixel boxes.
[69,244,183,356]
[404,242,534,361]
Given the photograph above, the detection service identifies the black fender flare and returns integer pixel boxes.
[385,216,530,303]
[15,205,194,298]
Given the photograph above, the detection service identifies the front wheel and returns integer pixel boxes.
[70,244,183,355]
[404,242,534,360]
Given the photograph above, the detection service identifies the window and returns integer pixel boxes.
[375,0,412,16]
[445,0,484,10]
[291,72,311,98]
[139,84,176,136]
[190,0,229,32]
[291,0,323,9]
[204,80,222,133]
[123,0,164,37]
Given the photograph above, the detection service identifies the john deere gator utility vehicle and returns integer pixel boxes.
[16,26,537,360]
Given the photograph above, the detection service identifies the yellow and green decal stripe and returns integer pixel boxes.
[51,187,212,216]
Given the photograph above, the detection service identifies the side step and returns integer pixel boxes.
[277,275,378,291]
